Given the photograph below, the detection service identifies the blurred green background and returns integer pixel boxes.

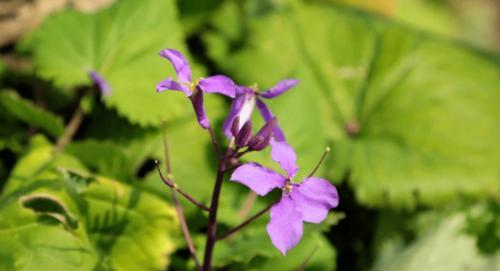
[0,0,498,270]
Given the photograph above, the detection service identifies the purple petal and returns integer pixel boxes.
[256,99,286,141]
[198,75,236,98]
[222,95,245,138]
[223,90,256,138]
[156,78,192,96]
[291,177,339,223]
[190,90,210,129]
[88,71,111,95]
[159,49,192,83]
[260,79,299,99]
[270,139,298,178]
[266,196,303,255]
[230,163,286,196]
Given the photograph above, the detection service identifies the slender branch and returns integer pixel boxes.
[171,190,202,271]
[154,162,210,212]
[161,120,173,174]
[202,167,225,271]
[307,146,331,177]
[235,148,251,159]
[161,120,202,271]
[217,202,274,241]
[207,126,221,160]
[54,105,85,154]
[296,244,320,271]
[238,191,258,219]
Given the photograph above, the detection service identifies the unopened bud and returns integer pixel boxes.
[248,135,270,151]
[255,117,277,139]
[236,121,252,147]
[231,116,240,137]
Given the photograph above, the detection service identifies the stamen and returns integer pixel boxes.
[307,146,331,177]
[249,83,259,93]
[283,179,294,195]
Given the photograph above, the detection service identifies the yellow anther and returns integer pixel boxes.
[249,83,259,93]
[172,183,179,190]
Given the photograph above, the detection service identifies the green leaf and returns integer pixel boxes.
[178,0,224,35]
[0,90,65,137]
[372,208,500,271]
[205,0,500,208]
[65,140,131,182]
[0,136,180,270]
[0,190,99,271]
[27,0,190,126]
[464,200,500,255]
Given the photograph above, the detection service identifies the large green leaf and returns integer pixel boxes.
[372,208,500,271]
[0,190,98,271]
[204,0,500,208]
[0,90,65,137]
[27,0,190,126]
[0,136,179,270]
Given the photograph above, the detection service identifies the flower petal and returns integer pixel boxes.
[222,95,245,138]
[190,90,210,129]
[156,78,192,96]
[260,79,299,99]
[198,75,236,98]
[256,99,286,141]
[230,163,286,196]
[88,71,111,95]
[159,49,192,83]
[270,139,298,178]
[266,196,303,255]
[291,177,339,223]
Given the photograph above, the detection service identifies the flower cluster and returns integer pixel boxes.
[157,48,339,255]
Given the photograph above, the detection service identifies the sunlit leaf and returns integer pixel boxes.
[0,136,179,270]
[205,0,500,208]
[27,0,190,126]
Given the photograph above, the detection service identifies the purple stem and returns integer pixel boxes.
[172,190,202,271]
[217,202,274,240]
[202,166,226,271]
[155,162,210,212]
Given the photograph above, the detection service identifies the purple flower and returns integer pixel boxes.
[230,140,339,255]
[88,70,111,96]
[156,49,236,129]
[222,80,299,141]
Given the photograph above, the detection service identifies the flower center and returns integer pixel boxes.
[283,179,293,195]
[249,83,259,94]
[180,81,197,93]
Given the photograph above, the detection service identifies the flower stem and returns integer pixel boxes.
[171,190,202,271]
[207,126,221,160]
[202,167,226,271]
[217,202,274,241]
[54,103,85,154]
[238,191,258,219]
[296,244,320,271]
[161,120,202,270]
[155,162,210,212]
[307,146,331,177]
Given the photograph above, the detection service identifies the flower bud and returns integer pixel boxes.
[248,135,270,151]
[255,117,276,139]
[231,116,240,137]
[236,121,252,148]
